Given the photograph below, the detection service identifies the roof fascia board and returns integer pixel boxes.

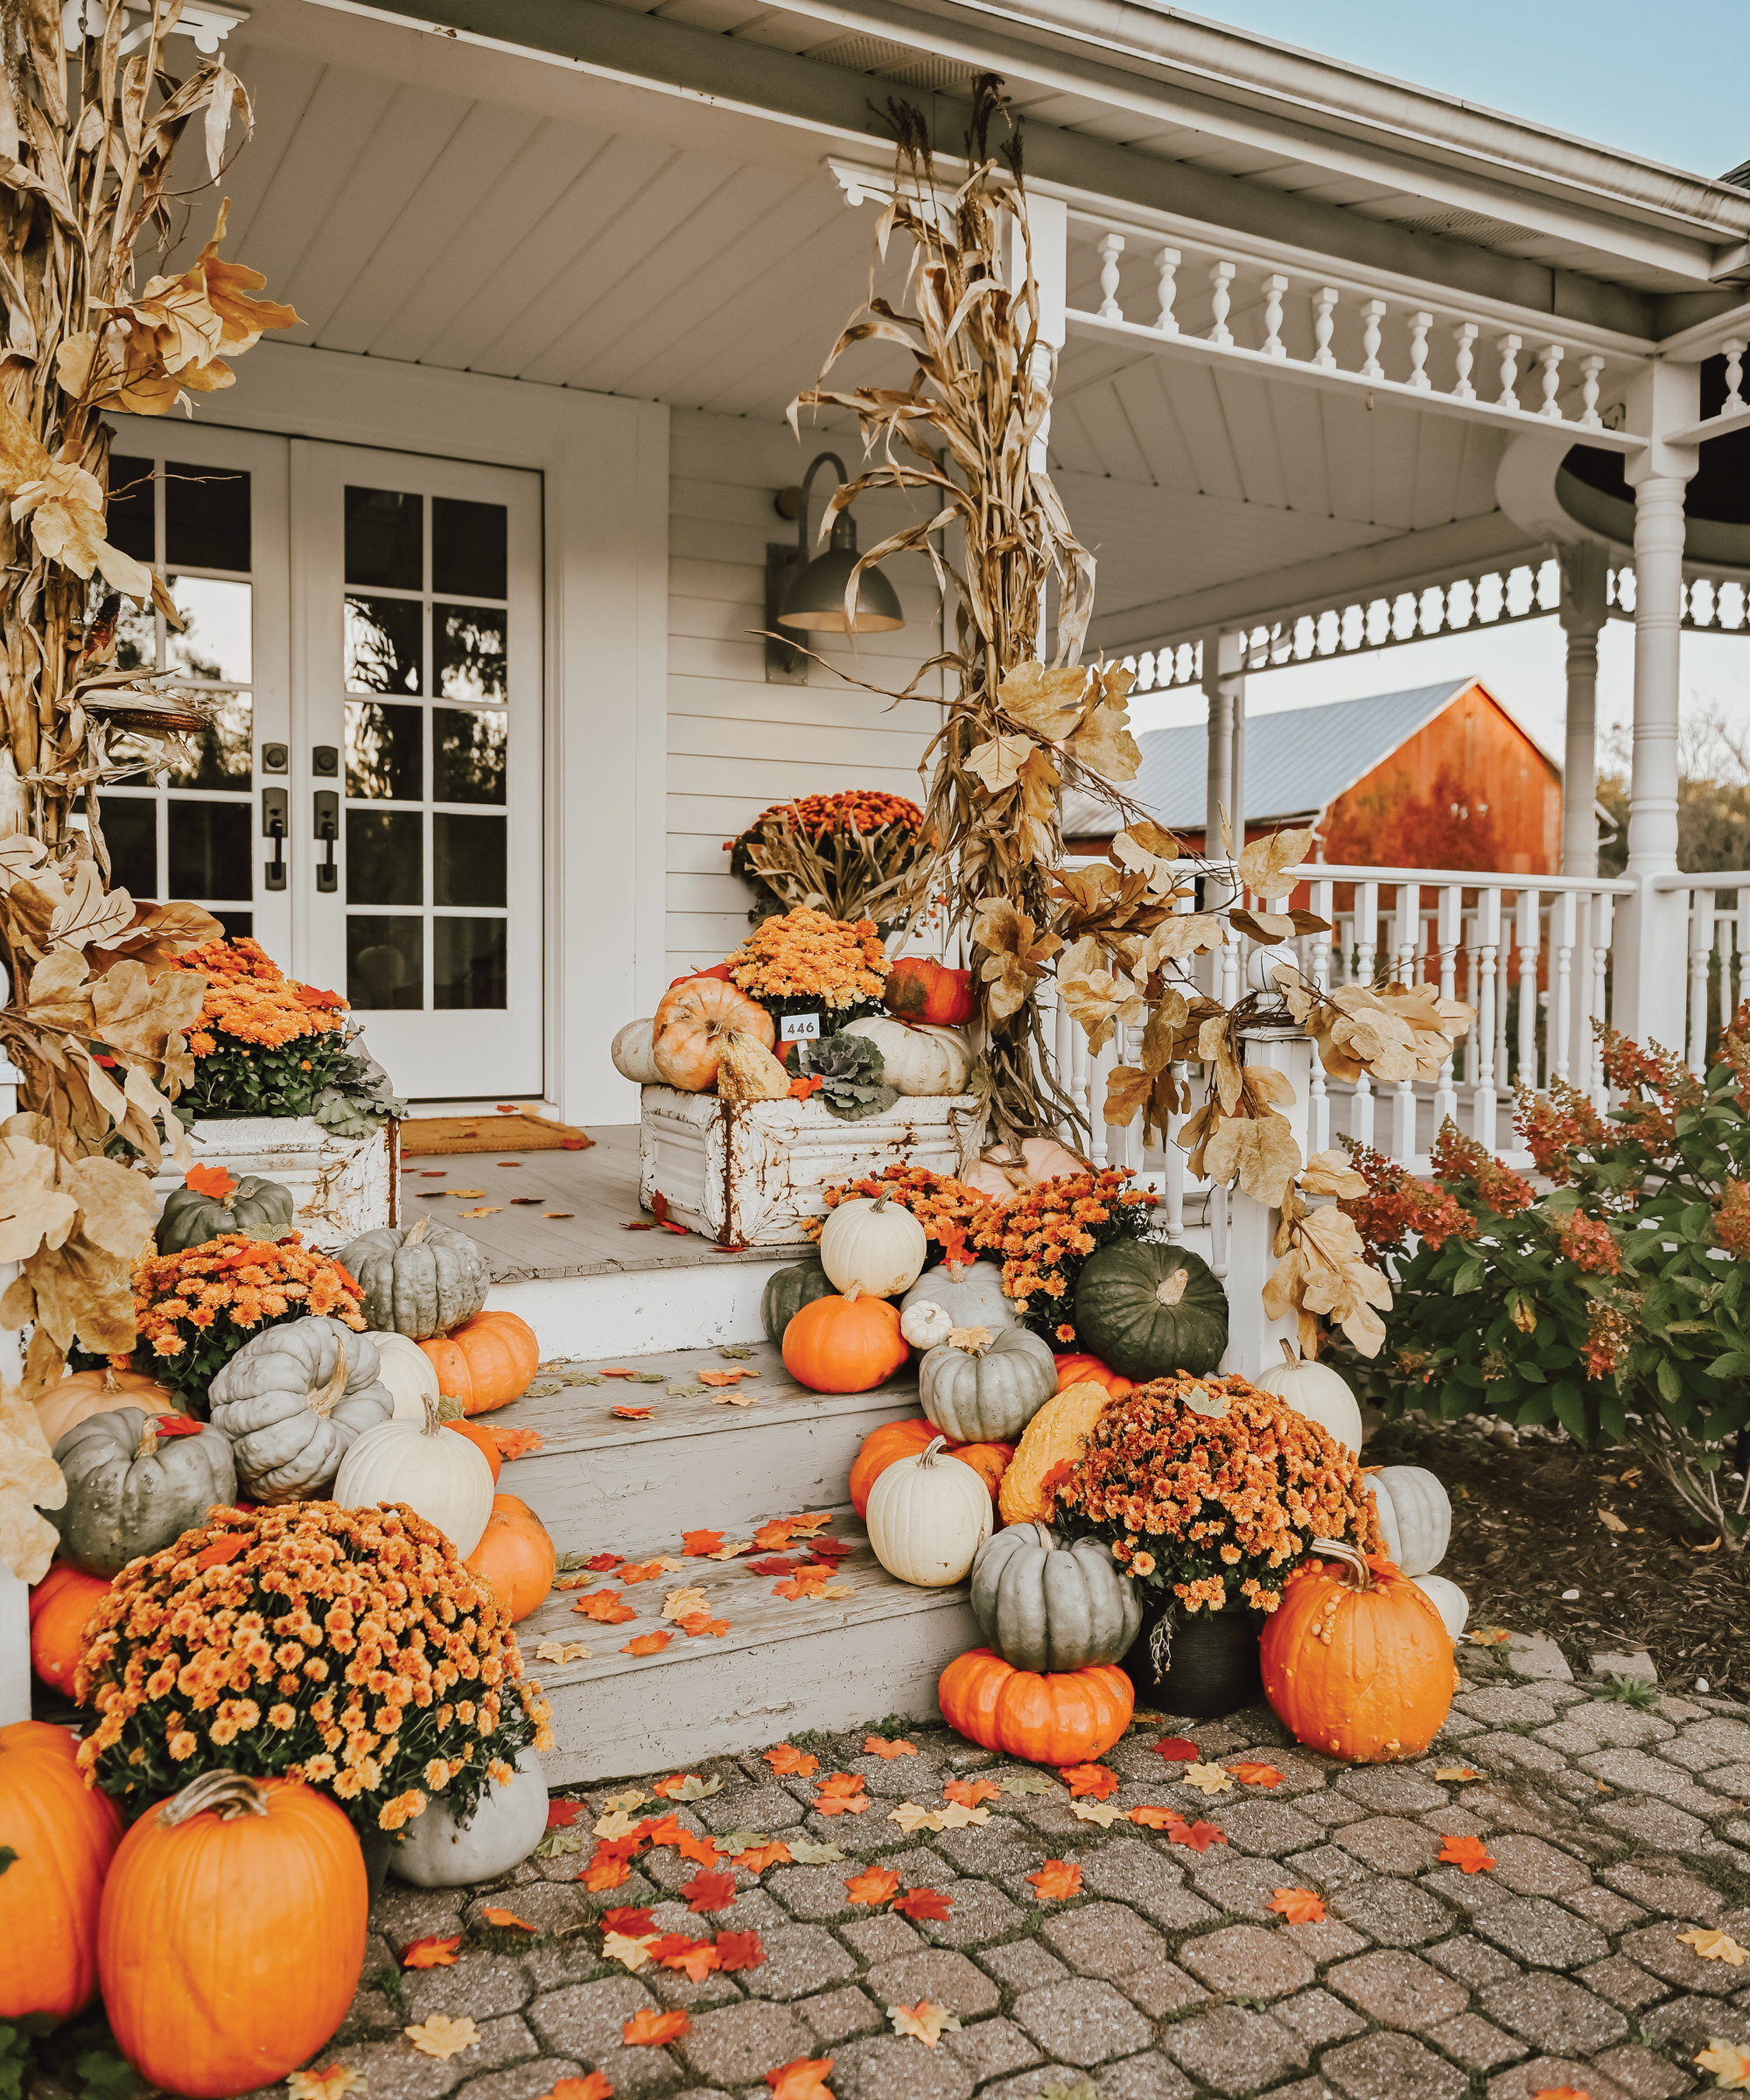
[305,0,1662,336]
[1656,294,1750,358]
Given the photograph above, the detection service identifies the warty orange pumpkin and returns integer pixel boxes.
[98,1769,367,2097]
[883,955,975,1026]
[0,1720,122,2019]
[465,1493,557,1620]
[1052,1352,1133,1401]
[1260,1540,1455,1763]
[783,1289,908,1394]
[418,1308,540,1416]
[937,1648,1133,1765]
[28,1561,111,1694]
[652,976,774,1091]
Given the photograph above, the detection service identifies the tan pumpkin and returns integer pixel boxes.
[962,1136,1089,1201]
[35,1368,181,1452]
[652,977,774,1092]
[998,1380,1111,1525]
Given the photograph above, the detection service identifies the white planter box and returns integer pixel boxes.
[640,1085,976,1246]
[151,1116,399,1248]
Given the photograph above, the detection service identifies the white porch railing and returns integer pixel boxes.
[1657,872,1750,1074]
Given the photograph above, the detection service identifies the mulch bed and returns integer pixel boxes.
[1370,1411,1750,1703]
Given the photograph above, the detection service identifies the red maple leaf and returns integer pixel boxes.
[1168,1819,1228,1854]
[891,1886,953,1922]
[585,1553,625,1572]
[747,1557,795,1576]
[808,1536,853,1562]
[1152,1736,1200,1761]
[715,1929,766,1973]
[1059,1764,1118,1800]
[658,1937,721,1983]
[682,1871,736,1913]
[546,1799,585,1828]
[601,1907,654,1936]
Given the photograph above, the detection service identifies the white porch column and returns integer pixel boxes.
[1615,362,1699,1046]
[1558,542,1608,878]
[1204,630,1244,853]
[1220,1024,1311,1380]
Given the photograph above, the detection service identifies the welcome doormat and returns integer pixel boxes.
[401,1112,595,1157]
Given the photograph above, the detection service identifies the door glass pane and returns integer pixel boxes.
[346,487,422,590]
[166,463,250,570]
[348,915,423,1009]
[435,604,506,704]
[108,457,155,563]
[169,691,253,791]
[169,577,253,683]
[346,596,422,694]
[347,702,423,800]
[346,810,423,906]
[102,794,158,897]
[168,802,251,900]
[434,813,504,907]
[433,708,505,803]
[434,918,507,1008]
[432,498,507,598]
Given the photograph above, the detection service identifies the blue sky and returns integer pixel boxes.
[1197,0,1747,177]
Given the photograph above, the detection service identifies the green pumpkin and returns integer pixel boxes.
[49,1407,238,1577]
[760,1256,835,1347]
[918,1325,1057,1444]
[157,1173,296,1254]
[970,1522,1143,1673]
[1073,1240,1229,1379]
[339,1217,489,1339]
[206,1316,394,1502]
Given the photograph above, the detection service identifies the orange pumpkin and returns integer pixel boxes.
[850,1417,965,1516]
[419,1309,540,1416]
[28,1561,112,1693]
[1052,1352,1133,1401]
[36,1367,181,1451]
[446,1418,503,1481]
[938,1648,1133,1765]
[884,956,975,1026]
[1260,1542,1454,1763]
[652,976,775,1092]
[950,1440,1014,1502]
[98,1770,367,2097]
[465,1493,556,1620]
[0,1721,122,2019]
[783,1291,909,1394]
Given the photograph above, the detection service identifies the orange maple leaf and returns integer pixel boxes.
[774,1571,831,1600]
[764,1743,818,1777]
[184,1162,234,1198]
[1059,1764,1118,1800]
[676,1830,722,1867]
[844,1865,900,1907]
[863,1736,916,1760]
[642,1814,688,1849]
[752,1519,796,1550]
[1228,1761,1284,1789]
[650,1773,691,1798]
[401,1935,461,1968]
[1127,1805,1185,1830]
[623,2007,690,2047]
[765,2062,835,2100]
[733,1840,792,1873]
[788,1513,834,1535]
[610,1405,654,1420]
[580,1852,631,1893]
[942,1777,1001,1809]
[1438,1834,1496,1874]
[491,1427,542,1461]
[1168,1819,1228,1853]
[682,1529,725,1556]
[715,1928,765,1972]
[599,1368,637,1378]
[542,2078,612,2100]
[659,1938,721,1983]
[698,1368,758,1386]
[891,1886,952,1922]
[621,1632,671,1657]
[1267,1887,1326,1924]
[1026,1860,1082,1901]
[576,1592,637,1623]
[618,1560,670,1585]
[681,1871,736,1913]
[480,1908,536,1932]
[812,1774,869,1816]
[678,1613,732,1637]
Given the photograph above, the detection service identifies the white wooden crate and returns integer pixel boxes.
[150,1116,399,1248]
[638,1086,976,1246]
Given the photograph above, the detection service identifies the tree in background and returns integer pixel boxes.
[1598,704,1750,878]
[1320,765,1506,871]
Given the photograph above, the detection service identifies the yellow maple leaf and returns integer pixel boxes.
[534,1641,592,1664]
[934,1802,990,1829]
[602,1931,659,1971]
[1696,2036,1750,2090]
[285,2068,365,2100]
[887,1999,962,2049]
[1068,1798,1124,1827]
[600,1788,646,1812]
[594,1810,643,1840]
[1181,1761,1234,1796]
[662,1586,710,1621]
[1433,1767,1480,1782]
[403,2015,479,2061]
[888,1801,944,1834]
[1679,1927,1749,1966]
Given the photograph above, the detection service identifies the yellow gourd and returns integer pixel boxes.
[998,1381,1111,1526]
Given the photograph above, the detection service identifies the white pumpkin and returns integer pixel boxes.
[1413,1573,1469,1639]
[841,1016,973,1096]
[332,1396,495,1557]
[900,1298,955,1349]
[1254,1341,1364,1454]
[373,1331,442,1423]
[866,1433,993,1586]
[1368,1464,1452,1577]
[900,1256,1017,1339]
[820,1194,928,1298]
[612,1018,663,1085]
[388,1746,549,1886]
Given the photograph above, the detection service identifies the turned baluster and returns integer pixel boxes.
[1155,246,1180,335]
[1407,312,1432,390]
[1350,881,1378,1147]
[1495,333,1522,410]
[1551,890,1577,1086]
[1472,887,1502,1149]
[1724,340,1747,417]
[1578,354,1606,430]
[1208,261,1236,346]
[1261,273,1287,359]
[1360,298,1386,380]
[1096,232,1124,320]
[1452,322,1479,401]
[1312,286,1339,369]
[1536,343,1564,420]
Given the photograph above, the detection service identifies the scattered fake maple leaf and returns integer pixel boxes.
[1059,1764,1118,1800]
[678,1612,732,1637]
[1268,1888,1326,1924]
[1695,2036,1750,2089]
[547,1797,587,1828]
[1000,1770,1056,1796]
[808,1537,853,1561]
[813,1774,870,1816]
[864,1736,916,1760]
[479,1908,536,1933]
[586,1552,624,1571]
[1152,1736,1200,1761]
[1438,1835,1497,1874]
[1181,1762,1234,1796]
[623,2007,690,2047]
[1433,1768,1480,1782]
[887,2000,961,2048]
[887,1802,943,1834]
[575,1592,636,1624]
[285,2068,364,2100]
[1678,1927,1750,1966]
[682,1529,724,1556]
[845,1865,900,1906]
[1467,1627,1511,1646]
[185,1163,235,1199]
[1127,1805,1184,1830]
[602,1906,654,1936]
[403,2015,479,2061]
[601,1929,659,1971]
[788,1513,834,1535]
[542,2078,612,2100]
[659,1937,721,1983]
[662,1586,710,1621]
[1228,1762,1284,1789]
[654,1773,721,1802]
[892,1886,953,1922]
[765,2061,836,2100]
[752,1519,797,1550]
[935,1801,990,1829]
[580,1852,631,1893]
[401,1935,461,1968]
[765,1744,818,1777]
[682,1871,737,1912]
[490,1427,542,1460]
[609,1405,654,1420]
[788,1841,844,1863]
[535,1640,592,1664]
[1168,1819,1228,1853]
[621,1632,672,1656]
[1068,1799,1124,1828]
[716,1928,766,1971]
[774,1571,832,1600]
[619,1558,685,1584]
[676,1830,723,1868]
[1027,1860,1082,1901]
[599,1368,637,1379]
[734,1840,793,1872]
[943,1776,1002,1808]
[698,1368,758,1386]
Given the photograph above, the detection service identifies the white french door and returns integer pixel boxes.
[291,443,543,1101]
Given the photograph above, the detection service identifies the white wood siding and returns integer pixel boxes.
[667,413,947,978]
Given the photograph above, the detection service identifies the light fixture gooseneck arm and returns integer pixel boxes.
[797,451,850,563]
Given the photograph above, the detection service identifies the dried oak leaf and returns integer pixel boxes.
[401,1935,461,1968]
[403,2015,479,2061]
[1026,1860,1082,1901]
[1678,1928,1749,1966]
[622,2007,690,2047]
[765,1744,818,1777]
[891,1886,952,1922]
[864,1736,916,1760]
[1267,1888,1326,1924]
[682,1871,736,1913]
[1059,1764,1118,1800]
[845,1865,900,1907]
[887,2000,961,2048]
[1438,1835,1496,1875]
[1228,1762,1284,1789]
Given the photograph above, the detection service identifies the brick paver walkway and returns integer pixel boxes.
[311,1648,1750,2100]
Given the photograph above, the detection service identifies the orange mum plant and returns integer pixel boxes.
[973,1169,1159,1347]
[76,1501,552,1840]
[725,907,889,1034]
[804,1161,992,1264]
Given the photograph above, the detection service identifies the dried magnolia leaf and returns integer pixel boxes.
[0,1380,67,1582]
